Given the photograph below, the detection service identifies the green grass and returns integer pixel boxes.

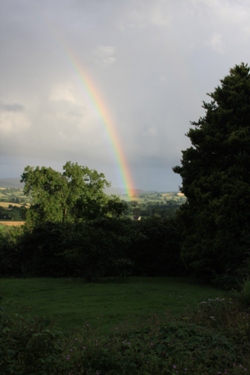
[1,277,225,334]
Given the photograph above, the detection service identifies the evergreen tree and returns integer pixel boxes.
[173,63,250,284]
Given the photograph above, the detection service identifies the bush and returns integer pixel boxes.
[129,216,184,277]
[17,222,75,277]
[1,299,250,374]
[1,218,136,280]
[187,296,250,355]
[60,320,246,375]
[0,313,66,375]
[70,218,135,281]
[232,278,250,309]
[0,226,24,276]
[238,278,250,308]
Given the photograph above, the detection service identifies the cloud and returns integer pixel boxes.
[118,0,173,30]
[94,45,116,66]
[207,33,224,54]
[0,111,30,136]
[1,0,250,190]
[146,127,158,136]
[49,84,76,103]
[206,0,250,25]
[0,101,29,137]
[0,102,24,112]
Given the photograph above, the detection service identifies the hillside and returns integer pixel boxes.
[0,178,23,188]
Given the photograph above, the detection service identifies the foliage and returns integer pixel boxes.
[0,205,26,221]
[1,303,250,375]
[187,295,250,361]
[126,194,184,218]
[3,278,250,374]
[0,214,184,279]
[234,278,250,308]
[173,63,250,286]
[0,226,24,276]
[0,187,29,205]
[0,313,66,375]
[0,218,135,279]
[66,217,135,281]
[130,216,184,277]
[239,279,250,307]
[61,320,243,375]
[21,161,127,226]
[17,222,75,277]
[112,258,134,279]
[1,163,185,281]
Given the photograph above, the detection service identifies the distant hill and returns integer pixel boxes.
[104,187,145,196]
[0,180,137,193]
[0,178,23,188]
[0,178,178,197]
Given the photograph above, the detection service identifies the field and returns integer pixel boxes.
[0,202,24,208]
[0,221,25,227]
[121,191,186,204]
[0,186,29,205]
[1,277,225,334]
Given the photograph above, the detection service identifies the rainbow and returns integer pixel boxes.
[47,24,134,195]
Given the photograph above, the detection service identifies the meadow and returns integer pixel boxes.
[1,277,225,334]
[2,277,250,374]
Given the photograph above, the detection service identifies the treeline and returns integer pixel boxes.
[0,205,26,221]
[0,162,185,281]
[127,200,180,218]
[0,187,28,204]
[0,216,184,281]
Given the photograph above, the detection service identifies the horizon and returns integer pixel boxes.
[0,176,181,193]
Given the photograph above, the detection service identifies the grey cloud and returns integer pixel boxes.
[0,0,250,190]
[0,102,24,112]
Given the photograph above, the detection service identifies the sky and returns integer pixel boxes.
[1,0,250,192]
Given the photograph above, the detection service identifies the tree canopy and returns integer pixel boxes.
[173,63,250,285]
[21,161,127,225]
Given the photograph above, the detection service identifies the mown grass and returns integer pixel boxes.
[1,277,226,334]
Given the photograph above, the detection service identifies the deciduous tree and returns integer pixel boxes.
[21,161,125,225]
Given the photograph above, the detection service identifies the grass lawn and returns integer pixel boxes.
[1,277,226,334]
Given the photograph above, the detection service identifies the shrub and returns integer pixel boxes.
[130,216,184,277]
[18,222,75,277]
[1,300,250,374]
[187,296,250,355]
[0,313,66,375]
[0,226,24,276]
[62,321,245,375]
[238,278,250,308]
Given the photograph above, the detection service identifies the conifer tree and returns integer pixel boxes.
[173,63,250,284]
